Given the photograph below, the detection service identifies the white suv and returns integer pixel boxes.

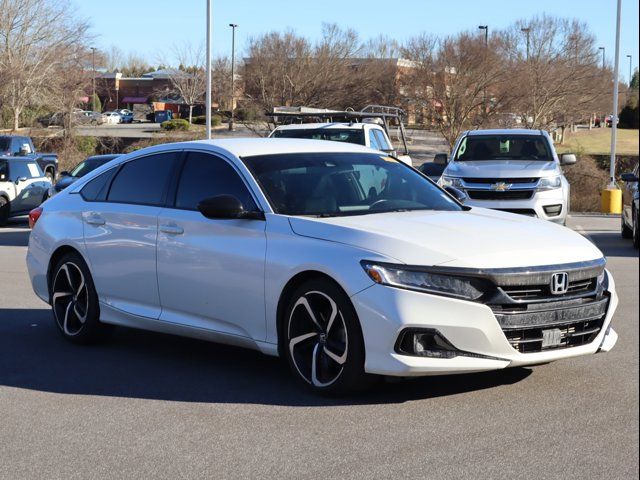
[439,129,576,224]
[270,122,413,166]
[0,157,51,226]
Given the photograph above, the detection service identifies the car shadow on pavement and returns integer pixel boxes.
[584,232,639,258]
[0,308,531,406]
[0,218,30,247]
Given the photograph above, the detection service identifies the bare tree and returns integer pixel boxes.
[0,0,90,130]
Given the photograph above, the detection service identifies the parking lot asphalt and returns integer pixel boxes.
[0,215,637,479]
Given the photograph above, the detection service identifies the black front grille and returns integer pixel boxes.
[468,190,534,201]
[502,278,596,301]
[463,177,538,184]
[492,296,609,353]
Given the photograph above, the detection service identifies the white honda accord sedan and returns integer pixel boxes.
[26,139,618,394]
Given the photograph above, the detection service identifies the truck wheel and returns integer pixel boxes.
[0,197,9,226]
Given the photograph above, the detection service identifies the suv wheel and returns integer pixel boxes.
[621,213,633,239]
[634,208,639,250]
[0,196,9,226]
[51,252,113,343]
[282,278,372,395]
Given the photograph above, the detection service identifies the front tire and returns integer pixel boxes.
[621,213,633,239]
[51,252,113,343]
[0,196,9,226]
[282,278,372,395]
[633,208,639,250]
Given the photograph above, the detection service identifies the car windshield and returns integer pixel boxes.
[242,152,462,217]
[70,157,112,178]
[272,128,366,146]
[454,135,552,161]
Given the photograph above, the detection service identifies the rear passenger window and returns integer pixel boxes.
[373,130,391,150]
[81,168,117,202]
[174,151,257,211]
[107,152,178,206]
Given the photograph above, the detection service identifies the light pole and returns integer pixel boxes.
[478,25,488,47]
[205,0,212,140]
[229,23,238,131]
[599,47,605,69]
[521,27,531,60]
[608,0,622,190]
[90,47,97,112]
[627,54,633,86]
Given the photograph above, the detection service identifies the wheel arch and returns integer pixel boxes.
[275,270,359,358]
[47,245,86,301]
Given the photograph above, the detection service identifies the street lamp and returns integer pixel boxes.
[205,0,212,139]
[599,47,605,69]
[478,25,488,47]
[627,54,633,86]
[229,23,238,131]
[521,27,531,60]
[90,47,97,112]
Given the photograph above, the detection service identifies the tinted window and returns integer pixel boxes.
[272,128,366,145]
[242,152,461,216]
[71,156,118,178]
[175,152,257,211]
[81,168,118,201]
[373,130,391,150]
[9,161,40,180]
[454,135,551,161]
[107,152,177,205]
[0,138,10,152]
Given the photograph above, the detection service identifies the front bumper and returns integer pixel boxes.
[464,188,567,223]
[351,271,618,376]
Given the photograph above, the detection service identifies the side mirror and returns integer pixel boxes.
[621,172,639,182]
[560,153,577,166]
[434,153,449,165]
[444,186,467,203]
[197,195,264,220]
[16,176,28,184]
[19,145,30,156]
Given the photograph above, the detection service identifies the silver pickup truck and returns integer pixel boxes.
[438,129,576,225]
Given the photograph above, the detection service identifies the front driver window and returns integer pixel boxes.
[174,151,257,211]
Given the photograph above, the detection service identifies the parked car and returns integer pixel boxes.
[271,121,413,166]
[0,157,52,226]
[153,110,173,123]
[0,135,58,181]
[605,114,619,128]
[417,154,449,182]
[75,111,104,125]
[26,138,618,394]
[117,109,134,123]
[438,129,576,225]
[49,154,122,197]
[102,111,122,125]
[620,164,639,249]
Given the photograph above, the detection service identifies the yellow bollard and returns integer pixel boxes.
[601,188,622,214]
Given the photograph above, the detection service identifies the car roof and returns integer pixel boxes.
[86,154,122,161]
[274,122,371,131]
[177,138,375,157]
[466,129,544,136]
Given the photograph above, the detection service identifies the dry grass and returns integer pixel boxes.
[557,128,639,156]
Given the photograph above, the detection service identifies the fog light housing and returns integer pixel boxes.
[395,329,459,358]
[543,204,563,216]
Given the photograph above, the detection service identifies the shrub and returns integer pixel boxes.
[75,136,98,157]
[161,119,190,131]
[235,107,258,122]
[191,115,222,126]
[619,104,639,129]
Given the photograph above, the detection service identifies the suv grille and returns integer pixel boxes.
[467,190,534,201]
[462,177,539,184]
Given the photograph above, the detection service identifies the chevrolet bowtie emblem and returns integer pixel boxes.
[491,182,512,191]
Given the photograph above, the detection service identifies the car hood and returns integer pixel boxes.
[444,160,559,178]
[288,208,603,268]
[54,176,77,191]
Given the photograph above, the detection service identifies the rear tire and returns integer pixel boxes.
[621,214,633,239]
[51,252,113,344]
[0,196,9,227]
[282,278,374,395]
[633,208,639,250]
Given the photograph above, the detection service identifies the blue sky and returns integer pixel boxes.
[75,0,639,81]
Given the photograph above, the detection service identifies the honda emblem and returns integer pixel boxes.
[550,272,569,295]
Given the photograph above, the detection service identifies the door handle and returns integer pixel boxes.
[159,224,184,235]
[85,214,105,226]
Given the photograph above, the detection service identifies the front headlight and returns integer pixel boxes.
[361,261,487,301]
[439,175,464,189]
[537,175,562,191]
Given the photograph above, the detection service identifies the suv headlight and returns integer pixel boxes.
[440,175,464,189]
[361,261,488,301]
[537,175,562,191]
